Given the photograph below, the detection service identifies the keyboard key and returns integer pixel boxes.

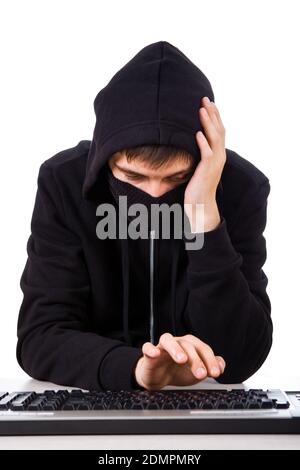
[10,392,36,411]
[0,393,20,410]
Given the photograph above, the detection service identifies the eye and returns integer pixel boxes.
[168,172,193,183]
[125,173,145,181]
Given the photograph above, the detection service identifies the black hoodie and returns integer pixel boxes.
[16,41,272,391]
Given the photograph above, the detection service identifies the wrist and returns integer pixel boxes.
[185,200,220,233]
[202,208,221,232]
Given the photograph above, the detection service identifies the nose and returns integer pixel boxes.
[144,181,170,198]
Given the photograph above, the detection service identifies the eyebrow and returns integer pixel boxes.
[114,163,193,178]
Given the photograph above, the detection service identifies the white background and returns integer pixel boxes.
[0,0,299,382]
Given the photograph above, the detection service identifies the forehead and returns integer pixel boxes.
[110,152,194,173]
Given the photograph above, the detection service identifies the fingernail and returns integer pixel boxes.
[211,367,219,376]
[202,108,208,117]
[176,352,186,361]
[196,367,206,378]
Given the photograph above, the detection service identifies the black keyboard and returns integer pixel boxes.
[0,388,291,411]
[0,388,300,435]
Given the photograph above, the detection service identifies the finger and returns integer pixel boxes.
[177,339,207,380]
[195,131,226,172]
[157,332,188,364]
[142,342,161,358]
[199,106,219,146]
[210,103,225,130]
[199,346,221,377]
[203,98,225,130]
[202,97,221,129]
[199,105,223,150]
[216,356,226,373]
[202,98,226,151]
[183,336,221,377]
[195,130,213,159]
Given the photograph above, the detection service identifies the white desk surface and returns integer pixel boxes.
[0,375,300,450]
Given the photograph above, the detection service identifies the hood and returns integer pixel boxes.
[82,40,215,199]
[83,41,221,353]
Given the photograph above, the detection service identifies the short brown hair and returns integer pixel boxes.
[116,144,196,170]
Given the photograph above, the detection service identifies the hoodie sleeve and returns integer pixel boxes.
[16,162,144,391]
[182,179,272,383]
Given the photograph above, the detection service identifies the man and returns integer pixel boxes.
[16,41,272,391]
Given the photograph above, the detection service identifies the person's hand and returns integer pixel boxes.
[184,96,226,233]
[134,332,226,391]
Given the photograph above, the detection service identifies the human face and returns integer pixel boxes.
[108,152,195,197]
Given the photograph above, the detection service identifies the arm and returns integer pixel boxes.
[182,179,272,382]
[16,162,143,391]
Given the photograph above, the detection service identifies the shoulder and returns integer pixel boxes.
[37,140,91,197]
[221,148,270,226]
[40,140,90,177]
[223,147,269,186]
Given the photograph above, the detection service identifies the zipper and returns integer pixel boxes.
[149,229,155,344]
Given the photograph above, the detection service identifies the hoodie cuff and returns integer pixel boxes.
[99,345,144,391]
[184,216,242,275]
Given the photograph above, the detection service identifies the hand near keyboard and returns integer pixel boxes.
[134,333,226,390]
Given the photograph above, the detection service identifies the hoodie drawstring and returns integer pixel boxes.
[120,235,132,346]
[170,237,180,337]
[120,230,180,347]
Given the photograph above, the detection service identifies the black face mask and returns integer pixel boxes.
[105,162,188,209]
[104,162,189,236]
